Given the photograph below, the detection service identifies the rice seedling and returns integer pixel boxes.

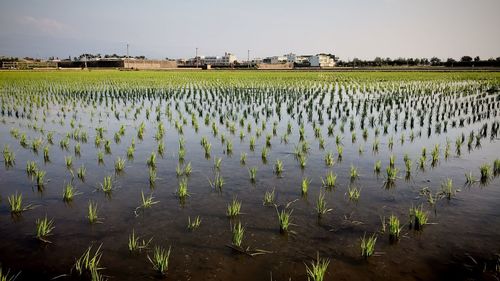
[100,176,113,193]
[214,157,222,170]
[240,152,247,165]
[209,174,225,190]
[410,205,428,230]
[8,192,32,214]
[263,188,275,206]
[298,154,307,169]
[455,136,463,156]
[203,141,212,157]
[97,151,104,164]
[249,136,255,151]
[350,165,359,180]
[480,164,492,183]
[59,137,69,150]
[114,157,125,173]
[494,159,500,176]
[404,158,412,174]
[73,244,105,280]
[388,214,402,241]
[336,144,343,159]
[231,222,245,247]
[87,201,101,223]
[372,138,380,153]
[276,207,293,233]
[439,178,457,199]
[35,170,46,189]
[35,215,55,242]
[77,165,86,180]
[147,152,157,168]
[184,162,192,176]
[389,154,395,168]
[158,142,165,156]
[140,190,159,208]
[63,182,81,201]
[31,137,42,152]
[0,267,20,281]
[176,164,183,177]
[226,140,233,154]
[43,145,50,161]
[418,156,426,170]
[3,145,16,167]
[128,229,152,252]
[419,187,441,207]
[301,177,310,195]
[64,155,73,168]
[385,166,399,185]
[274,159,283,176]
[316,192,332,218]
[187,216,202,231]
[26,160,37,175]
[177,178,189,199]
[104,139,112,154]
[347,186,360,201]
[444,140,451,159]
[321,171,337,189]
[360,233,377,258]
[249,167,257,182]
[127,145,135,159]
[324,151,334,166]
[74,143,81,155]
[147,246,171,275]
[431,144,440,166]
[374,160,381,174]
[261,147,268,162]
[227,198,242,217]
[465,172,477,185]
[305,253,330,281]
[149,167,157,185]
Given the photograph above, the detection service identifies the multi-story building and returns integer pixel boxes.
[308,54,336,67]
[203,52,238,66]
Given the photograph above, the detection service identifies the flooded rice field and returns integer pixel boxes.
[0,71,499,281]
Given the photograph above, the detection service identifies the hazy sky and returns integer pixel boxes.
[1,0,499,60]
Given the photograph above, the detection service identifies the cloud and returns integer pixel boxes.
[19,16,72,35]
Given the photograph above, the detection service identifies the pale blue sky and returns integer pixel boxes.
[1,0,499,60]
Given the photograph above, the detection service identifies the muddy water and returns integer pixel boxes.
[0,82,499,281]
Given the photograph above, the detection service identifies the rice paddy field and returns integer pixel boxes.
[0,70,500,281]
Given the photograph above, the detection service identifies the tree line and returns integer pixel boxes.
[336,56,500,67]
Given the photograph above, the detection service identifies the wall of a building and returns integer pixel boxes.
[124,59,177,69]
[257,62,294,70]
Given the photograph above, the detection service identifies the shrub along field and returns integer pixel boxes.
[0,70,499,281]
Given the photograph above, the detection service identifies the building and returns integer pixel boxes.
[308,54,336,67]
[285,53,296,63]
[200,52,238,66]
[263,56,287,64]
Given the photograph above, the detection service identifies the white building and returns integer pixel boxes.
[308,54,335,67]
[203,52,238,66]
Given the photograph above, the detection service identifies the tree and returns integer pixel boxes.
[461,56,473,62]
[474,56,480,62]
[430,57,441,65]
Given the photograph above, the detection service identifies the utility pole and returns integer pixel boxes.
[247,49,250,69]
[195,47,199,68]
[126,43,129,59]
[84,54,87,69]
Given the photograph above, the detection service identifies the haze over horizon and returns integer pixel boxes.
[1,0,499,61]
